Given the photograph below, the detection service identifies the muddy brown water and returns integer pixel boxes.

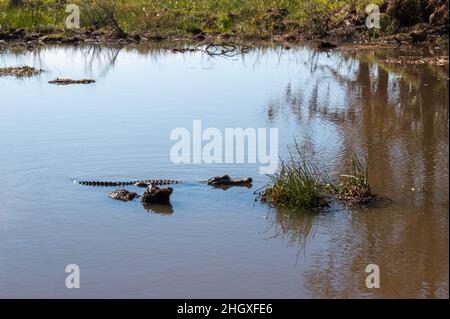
[0,44,448,298]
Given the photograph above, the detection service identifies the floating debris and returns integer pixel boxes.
[109,189,138,202]
[0,66,42,77]
[381,56,448,65]
[48,78,95,85]
[194,42,252,57]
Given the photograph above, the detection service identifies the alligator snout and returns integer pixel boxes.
[207,175,253,186]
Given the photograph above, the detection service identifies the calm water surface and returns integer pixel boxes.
[0,43,448,298]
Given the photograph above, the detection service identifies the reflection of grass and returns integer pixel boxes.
[266,206,317,250]
[352,51,449,91]
[261,144,376,210]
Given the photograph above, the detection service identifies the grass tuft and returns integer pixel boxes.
[261,142,329,209]
[333,151,375,205]
[260,144,377,210]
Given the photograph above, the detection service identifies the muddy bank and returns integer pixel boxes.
[0,26,447,62]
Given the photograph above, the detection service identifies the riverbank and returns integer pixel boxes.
[0,0,448,52]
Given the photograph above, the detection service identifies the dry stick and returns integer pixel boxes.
[48,78,95,85]
[195,42,252,57]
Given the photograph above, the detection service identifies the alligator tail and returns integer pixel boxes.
[76,179,180,187]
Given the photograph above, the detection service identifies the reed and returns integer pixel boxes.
[261,143,376,209]
[334,151,375,205]
[261,142,329,209]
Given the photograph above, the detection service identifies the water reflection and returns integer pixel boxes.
[264,206,319,250]
[267,47,449,204]
[80,45,121,78]
[143,202,174,215]
[265,47,449,298]
[209,184,253,191]
[0,44,447,298]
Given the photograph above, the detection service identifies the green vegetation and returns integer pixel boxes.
[0,0,389,38]
[261,145,375,210]
[262,144,329,209]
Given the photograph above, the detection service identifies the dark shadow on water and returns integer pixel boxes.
[208,184,253,191]
[142,202,174,215]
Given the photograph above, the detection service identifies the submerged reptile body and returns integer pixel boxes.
[76,175,251,188]
[77,179,180,187]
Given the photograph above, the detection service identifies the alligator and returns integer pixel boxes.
[75,175,252,188]
[76,175,253,204]
[207,175,252,186]
[76,179,180,187]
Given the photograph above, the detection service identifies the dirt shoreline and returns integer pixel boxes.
[0,26,448,54]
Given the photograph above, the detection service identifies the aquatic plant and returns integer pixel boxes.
[261,142,329,209]
[333,151,375,205]
[260,143,377,209]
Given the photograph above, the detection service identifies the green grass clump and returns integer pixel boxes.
[261,143,329,209]
[261,144,376,210]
